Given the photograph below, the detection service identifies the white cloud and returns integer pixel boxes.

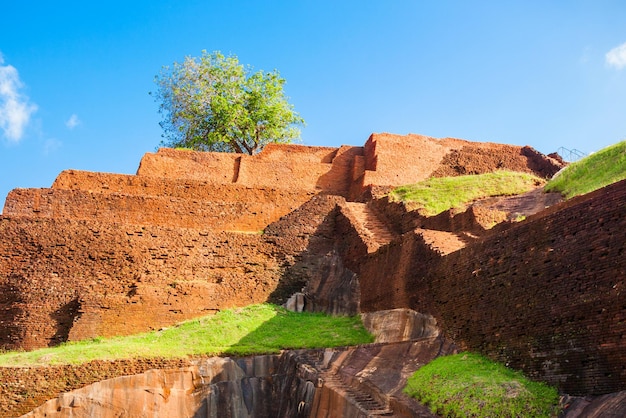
[606,42,626,70]
[0,52,38,142]
[65,113,81,129]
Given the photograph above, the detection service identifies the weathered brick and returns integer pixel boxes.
[358,179,626,395]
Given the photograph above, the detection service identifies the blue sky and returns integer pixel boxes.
[1,1,626,206]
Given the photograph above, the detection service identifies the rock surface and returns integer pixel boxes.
[361,309,439,343]
[20,337,458,418]
[561,391,626,417]
[20,356,281,418]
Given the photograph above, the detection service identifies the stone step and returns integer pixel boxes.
[321,371,393,415]
[415,228,467,255]
[294,351,394,415]
[343,202,396,252]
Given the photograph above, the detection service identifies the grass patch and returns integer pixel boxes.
[389,171,544,216]
[0,304,373,367]
[545,140,626,199]
[404,352,560,417]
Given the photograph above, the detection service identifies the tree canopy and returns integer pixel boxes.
[151,51,305,154]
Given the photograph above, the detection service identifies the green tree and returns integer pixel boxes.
[151,50,305,154]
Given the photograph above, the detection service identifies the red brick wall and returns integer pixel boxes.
[358,180,626,395]
[136,148,240,184]
[135,144,363,195]
[0,134,569,369]
[5,183,314,232]
[0,216,281,350]
[360,133,563,191]
[362,133,454,187]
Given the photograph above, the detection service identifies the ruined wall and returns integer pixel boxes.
[52,169,309,201]
[2,130,623,415]
[263,195,352,311]
[136,148,241,184]
[0,133,567,360]
[357,179,626,395]
[133,136,562,201]
[359,133,563,192]
[2,135,562,232]
[362,133,458,186]
[4,186,314,232]
[0,216,281,350]
[236,144,363,196]
[355,230,441,311]
[371,194,520,238]
[136,144,364,196]
[430,144,563,178]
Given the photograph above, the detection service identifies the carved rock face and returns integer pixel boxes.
[22,338,459,418]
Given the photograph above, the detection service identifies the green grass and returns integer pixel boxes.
[0,304,373,367]
[404,352,560,417]
[389,171,544,216]
[545,140,626,199]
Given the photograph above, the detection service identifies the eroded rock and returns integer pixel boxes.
[361,309,439,343]
[21,337,458,418]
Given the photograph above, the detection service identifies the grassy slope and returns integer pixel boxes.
[0,304,373,367]
[389,171,543,216]
[545,140,626,199]
[405,352,560,417]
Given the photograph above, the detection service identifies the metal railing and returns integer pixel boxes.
[557,147,587,162]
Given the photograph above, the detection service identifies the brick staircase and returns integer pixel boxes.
[297,351,394,416]
[343,202,396,253]
[416,228,467,255]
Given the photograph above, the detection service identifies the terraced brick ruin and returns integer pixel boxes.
[1,133,625,417]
